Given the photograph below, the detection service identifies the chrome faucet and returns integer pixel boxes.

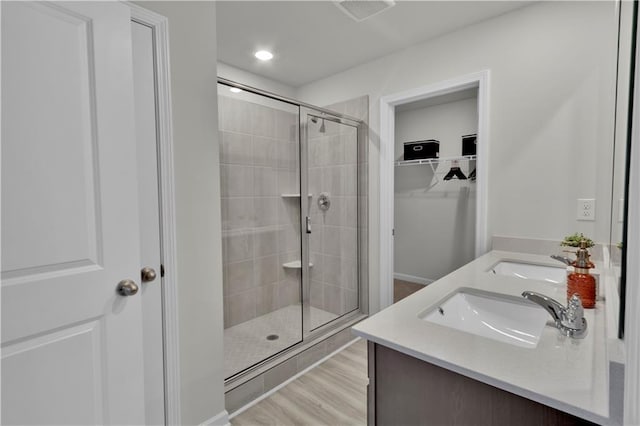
[522,291,587,338]
[550,254,573,266]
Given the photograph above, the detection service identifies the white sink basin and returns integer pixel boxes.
[421,289,550,348]
[489,260,566,284]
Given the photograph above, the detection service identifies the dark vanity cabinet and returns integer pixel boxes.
[367,342,596,426]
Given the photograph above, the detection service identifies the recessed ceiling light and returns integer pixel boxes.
[255,50,274,61]
[229,87,242,93]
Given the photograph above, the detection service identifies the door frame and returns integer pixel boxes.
[129,4,181,424]
[378,70,490,309]
[624,1,640,420]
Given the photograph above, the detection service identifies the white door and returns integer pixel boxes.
[2,2,146,424]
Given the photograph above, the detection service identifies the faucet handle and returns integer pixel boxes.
[560,294,587,338]
[568,293,583,310]
[564,294,584,327]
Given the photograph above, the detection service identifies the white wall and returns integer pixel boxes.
[218,61,296,99]
[296,1,618,312]
[134,2,226,424]
[395,96,478,159]
[394,97,477,282]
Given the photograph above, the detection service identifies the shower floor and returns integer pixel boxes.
[224,304,339,379]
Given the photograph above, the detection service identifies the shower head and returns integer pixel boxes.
[310,116,326,133]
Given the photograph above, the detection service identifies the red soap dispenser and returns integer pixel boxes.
[566,240,596,309]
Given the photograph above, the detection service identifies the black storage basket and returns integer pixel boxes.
[403,140,440,160]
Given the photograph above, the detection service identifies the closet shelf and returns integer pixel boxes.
[395,155,476,167]
[282,260,314,269]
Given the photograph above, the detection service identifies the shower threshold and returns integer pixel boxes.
[224,304,339,378]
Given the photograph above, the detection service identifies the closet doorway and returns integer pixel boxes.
[379,72,489,309]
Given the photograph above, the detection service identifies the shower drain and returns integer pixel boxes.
[266,334,279,341]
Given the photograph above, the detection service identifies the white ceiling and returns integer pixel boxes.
[216,1,532,87]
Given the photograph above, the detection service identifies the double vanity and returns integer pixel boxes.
[353,250,620,425]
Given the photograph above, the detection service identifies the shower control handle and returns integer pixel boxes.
[318,192,331,212]
[306,216,312,234]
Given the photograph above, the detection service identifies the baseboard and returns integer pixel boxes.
[393,272,434,286]
[200,410,230,426]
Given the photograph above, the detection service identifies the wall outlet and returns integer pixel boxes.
[577,198,596,221]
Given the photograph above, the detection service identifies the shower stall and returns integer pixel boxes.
[217,79,367,381]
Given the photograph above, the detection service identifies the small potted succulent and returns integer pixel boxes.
[560,232,595,249]
[560,233,595,268]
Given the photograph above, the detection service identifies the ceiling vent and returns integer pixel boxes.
[334,0,396,22]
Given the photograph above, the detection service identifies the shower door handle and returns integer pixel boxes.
[306,216,312,234]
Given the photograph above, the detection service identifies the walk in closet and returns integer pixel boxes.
[394,88,479,287]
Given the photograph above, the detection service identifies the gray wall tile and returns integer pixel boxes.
[325,328,357,354]
[220,131,253,165]
[253,197,277,227]
[253,136,278,167]
[225,259,255,295]
[310,280,324,310]
[227,290,257,327]
[275,110,297,142]
[324,284,344,315]
[223,231,254,263]
[297,340,327,371]
[222,198,254,230]
[251,103,276,138]
[278,278,301,308]
[254,228,278,257]
[220,165,254,197]
[254,255,279,287]
[221,96,252,134]
[253,167,277,197]
[256,283,279,317]
[263,356,298,392]
[225,375,264,413]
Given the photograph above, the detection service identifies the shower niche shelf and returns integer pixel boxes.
[282,260,314,269]
[281,193,313,198]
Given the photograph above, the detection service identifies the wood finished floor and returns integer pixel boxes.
[393,279,425,303]
[231,281,423,425]
[231,338,368,426]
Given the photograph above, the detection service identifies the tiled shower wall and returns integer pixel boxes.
[223,94,369,412]
[329,96,369,318]
[219,93,301,328]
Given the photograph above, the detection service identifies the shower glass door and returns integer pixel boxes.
[301,108,360,333]
[219,80,366,381]
[218,83,302,379]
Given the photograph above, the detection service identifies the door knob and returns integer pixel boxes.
[116,279,139,296]
[141,267,157,283]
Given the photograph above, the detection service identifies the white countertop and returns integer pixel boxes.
[352,250,611,425]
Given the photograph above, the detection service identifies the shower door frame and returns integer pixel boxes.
[218,78,368,385]
[299,106,367,340]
